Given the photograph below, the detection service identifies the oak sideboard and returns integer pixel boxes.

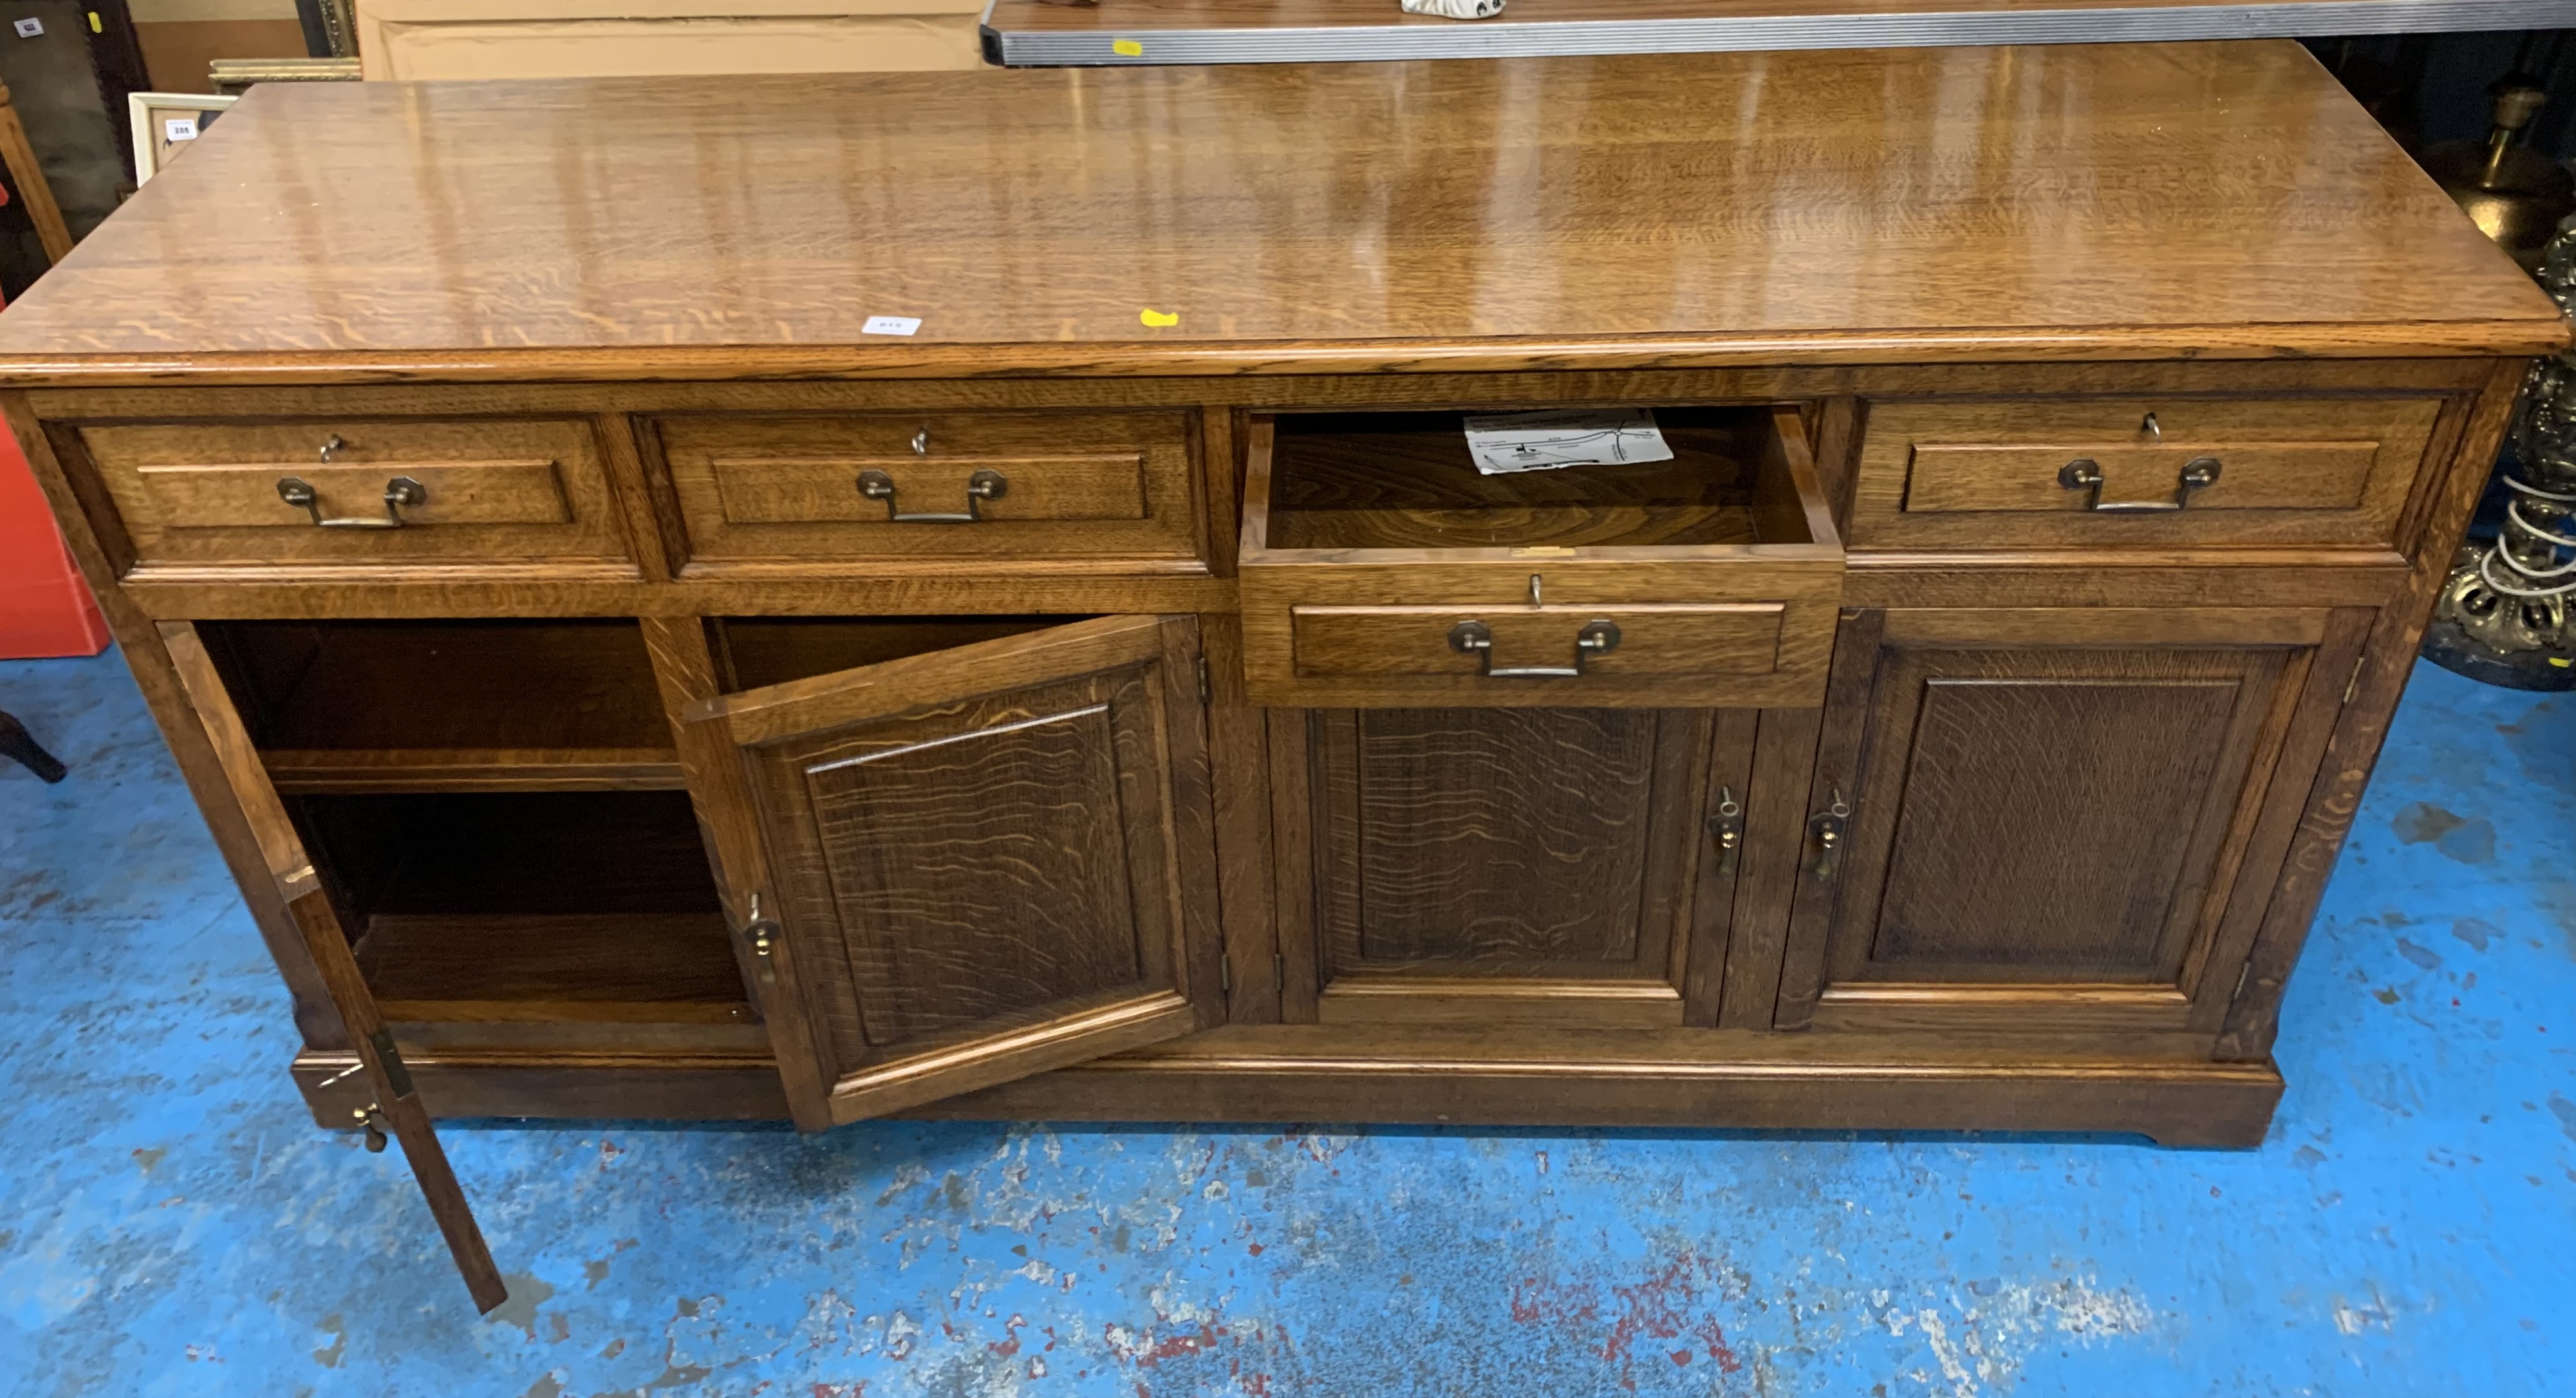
[3,42,2562,1309]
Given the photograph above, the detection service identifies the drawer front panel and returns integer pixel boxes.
[710,456,1146,526]
[653,411,1203,570]
[1293,603,1786,679]
[142,460,573,528]
[79,417,631,573]
[1242,561,1840,707]
[1853,396,2443,550]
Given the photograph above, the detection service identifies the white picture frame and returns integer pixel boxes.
[128,93,241,186]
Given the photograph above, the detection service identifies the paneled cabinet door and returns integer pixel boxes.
[1270,704,1798,1028]
[157,622,509,1315]
[1773,608,2372,1039]
[678,615,1224,1128]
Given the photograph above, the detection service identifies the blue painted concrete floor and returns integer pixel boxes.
[2,648,2571,1397]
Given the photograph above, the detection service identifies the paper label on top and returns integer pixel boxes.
[12,18,42,37]
[861,315,920,336]
[1461,407,1673,474]
[163,117,198,142]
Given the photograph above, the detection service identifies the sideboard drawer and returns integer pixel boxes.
[650,410,1204,573]
[1240,405,1843,707]
[76,416,633,575]
[1851,396,2444,551]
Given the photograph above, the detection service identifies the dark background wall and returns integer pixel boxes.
[2312,30,2575,160]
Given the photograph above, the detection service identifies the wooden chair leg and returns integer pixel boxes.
[0,79,74,265]
[0,709,68,782]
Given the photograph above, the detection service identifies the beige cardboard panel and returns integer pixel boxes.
[359,5,987,79]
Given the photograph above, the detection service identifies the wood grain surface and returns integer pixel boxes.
[1264,409,1771,550]
[805,687,1149,1048]
[0,43,2557,384]
[1316,707,1669,966]
[652,409,1204,569]
[1774,607,2338,1036]
[1853,395,2445,550]
[694,615,1223,1119]
[158,620,510,1312]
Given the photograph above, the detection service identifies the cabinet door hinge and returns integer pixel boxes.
[2234,962,2254,1002]
[1273,952,1285,992]
[1197,656,1212,707]
[2343,654,2368,705]
[1220,958,1231,993]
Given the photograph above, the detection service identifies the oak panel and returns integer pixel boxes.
[2219,359,2531,1059]
[1241,405,1842,707]
[355,912,747,1025]
[712,456,1146,525]
[301,1025,2289,1148]
[803,691,1148,1048]
[1284,705,1725,1027]
[200,618,682,792]
[158,621,509,1310]
[1264,407,1777,551]
[701,615,1223,1121]
[1775,609,2340,1036]
[0,46,2558,384]
[142,460,570,527]
[653,410,1204,571]
[73,416,633,573]
[1319,707,1666,965]
[1867,672,2251,974]
[1289,603,1785,679]
[1854,395,2445,550]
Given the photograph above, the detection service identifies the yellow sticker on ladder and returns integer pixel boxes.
[1140,308,1178,328]
[1112,38,1143,55]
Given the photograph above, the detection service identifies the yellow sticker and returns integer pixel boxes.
[1140,308,1178,328]
[87,10,101,31]
[2552,657,2571,668]
[1112,38,1143,55]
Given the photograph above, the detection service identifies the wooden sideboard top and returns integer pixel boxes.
[0,41,2560,386]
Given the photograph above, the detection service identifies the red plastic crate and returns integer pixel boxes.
[0,424,110,659]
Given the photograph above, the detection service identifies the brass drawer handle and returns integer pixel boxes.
[1446,618,1620,678]
[275,474,427,529]
[2058,456,2221,513]
[855,467,1007,523]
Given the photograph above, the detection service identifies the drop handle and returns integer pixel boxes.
[1706,786,1743,880]
[1808,788,1850,882]
[1447,619,1620,678]
[856,467,1007,523]
[276,474,427,528]
[2058,456,2220,513]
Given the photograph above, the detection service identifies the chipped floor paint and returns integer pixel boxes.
[1,651,2570,1396]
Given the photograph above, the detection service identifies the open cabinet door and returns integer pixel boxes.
[677,615,1224,1127]
[158,622,509,1315]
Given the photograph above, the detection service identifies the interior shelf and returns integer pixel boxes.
[353,913,747,1025]
[714,615,1072,691]
[293,790,745,1026]
[205,619,682,792]
[1262,407,1803,551]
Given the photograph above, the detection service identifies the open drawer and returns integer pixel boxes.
[1238,404,1844,707]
